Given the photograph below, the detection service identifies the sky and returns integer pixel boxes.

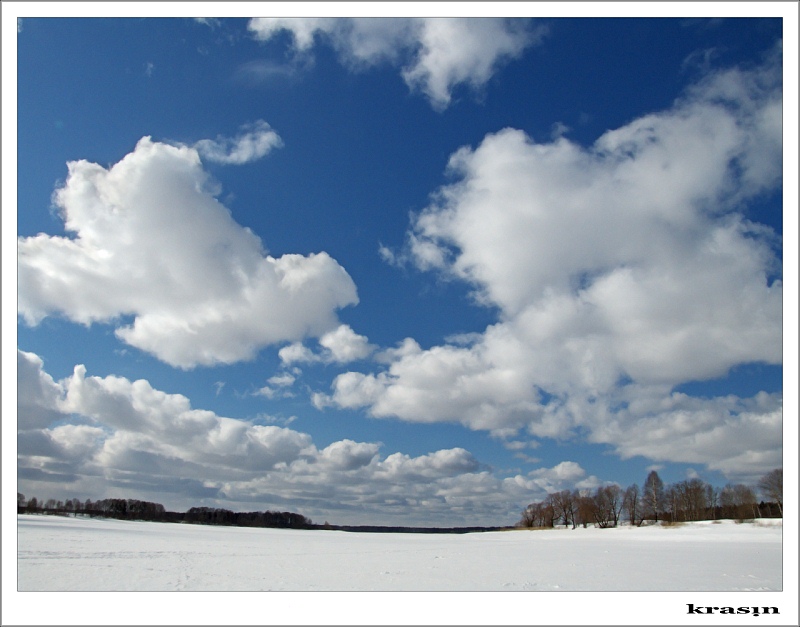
[6,5,798,528]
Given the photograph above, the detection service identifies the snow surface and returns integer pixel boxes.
[17,514,781,592]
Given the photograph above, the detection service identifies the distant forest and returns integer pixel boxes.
[17,495,313,530]
[518,468,783,529]
[15,495,510,534]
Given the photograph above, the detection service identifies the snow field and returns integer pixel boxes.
[17,514,781,592]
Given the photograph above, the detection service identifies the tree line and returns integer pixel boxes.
[183,506,311,528]
[518,468,783,529]
[16,494,312,529]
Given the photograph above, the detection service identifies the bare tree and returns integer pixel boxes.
[519,503,537,528]
[586,486,623,528]
[623,484,643,526]
[758,468,782,516]
[549,490,577,529]
[721,484,759,520]
[664,484,680,522]
[735,484,760,519]
[519,500,555,528]
[576,490,597,528]
[672,479,709,521]
[605,485,624,527]
[642,471,665,522]
[706,484,720,520]
[689,479,710,520]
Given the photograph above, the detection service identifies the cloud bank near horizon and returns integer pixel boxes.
[18,349,603,525]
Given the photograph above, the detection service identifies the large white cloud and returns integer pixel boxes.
[247,18,542,109]
[320,50,783,477]
[19,349,577,526]
[18,136,358,368]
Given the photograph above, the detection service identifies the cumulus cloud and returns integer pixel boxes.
[17,350,584,526]
[319,50,783,478]
[18,351,66,429]
[591,388,783,482]
[503,461,604,498]
[279,324,375,366]
[18,136,358,368]
[278,342,318,365]
[193,120,283,165]
[318,325,376,363]
[401,18,541,109]
[247,18,542,109]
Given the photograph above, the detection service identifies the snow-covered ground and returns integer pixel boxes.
[11,514,795,626]
[17,514,781,592]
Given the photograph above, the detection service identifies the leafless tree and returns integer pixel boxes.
[671,479,709,521]
[623,484,643,526]
[758,468,782,515]
[721,483,759,520]
[605,485,624,527]
[642,470,665,522]
[518,500,555,528]
[706,484,720,520]
[548,490,577,529]
[575,490,597,528]
[664,484,680,522]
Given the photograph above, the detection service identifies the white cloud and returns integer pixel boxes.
[278,342,318,365]
[318,325,375,363]
[401,18,541,109]
[317,439,380,471]
[592,388,783,482]
[321,51,783,478]
[48,424,108,460]
[376,448,481,480]
[17,350,66,429]
[268,372,296,388]
[234,59,297,84]
[375,337,423,364]
[249,17,339,52]
[18,136,358,368]
[247,18,542,109]
[193,120,283,165]
[502,461,603,502]
[279,324,375,366]
[194,18,221,29]
[17,351,588,526]
[256,372,297,399]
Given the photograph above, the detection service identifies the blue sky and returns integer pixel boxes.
[7,8,796,527]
